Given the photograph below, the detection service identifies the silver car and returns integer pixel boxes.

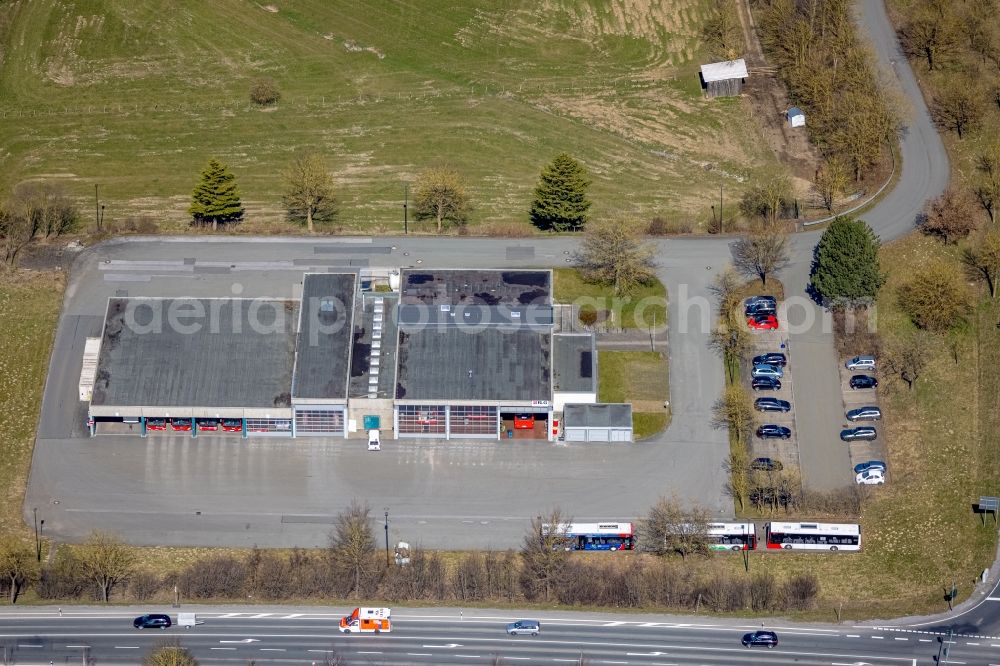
[846,406,882,421]
[846,355,876,371]
[751,364,784,379]
[507,620,540,636]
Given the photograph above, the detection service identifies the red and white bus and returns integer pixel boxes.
[765,521,861,551]
[546,522,635,551]
[707,522,757,551]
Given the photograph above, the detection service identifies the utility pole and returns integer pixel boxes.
[937,627,954,663]
[719,182,724,233]
[33,507,40,561]
[384,508,390,566]
[94,184,100,231]
[403,184,409,234]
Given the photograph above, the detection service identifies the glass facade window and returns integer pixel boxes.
[397,405,446,435]
[294,409,345,435]
[449,405,499,436]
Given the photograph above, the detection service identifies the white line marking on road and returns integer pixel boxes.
[219,613,242,617]
[506,658,530,661]
[602,662,627,664]
[968,642,981,645]
[66,645,90,648]
[871,635,885,639]
[356,652,383,655]
[894,637,908,640]
[250,613,273,618]
[259,648,285,651]
[554,660,578,663]
[993,644,1000,647]
[407,654,433,657]
[920,639,933,642]
[640,622,665,627]
[285,613,304,618]
[423,643,462,648]
[210,648,237,651]
[308,650,334,653]
[627,653,666,657]
[456,656,481,659]
[114,646,139,649]
[604,621,626,626]
[986,597,1000,601]
[847,634,861,638]
[18,645,42,649]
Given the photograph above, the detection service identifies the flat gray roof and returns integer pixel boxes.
[292,273,356,400]
[348,292,399,399]
[553,334,596,393]
[400,269,551,306]
[563,403,632,429]
[396,327,551,401]
[91,298,298,408]
[397,303,553,329]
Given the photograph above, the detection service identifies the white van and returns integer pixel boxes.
[367,429,381,451]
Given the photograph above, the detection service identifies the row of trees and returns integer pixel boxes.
[187,152,593,233]
[755,0,899,184]
[0,181,79,268]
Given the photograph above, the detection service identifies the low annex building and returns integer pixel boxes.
[84,268,627,442]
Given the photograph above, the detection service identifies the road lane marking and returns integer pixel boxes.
[423,643,462,648]
[871,635,884,639]
[407,653,433,657]
[968,642,981,645]
[986,597,1000,600]
[66,645,90,648]
[356,652,383,655]
[920,639,933,642]
[506,658,530,661]
[554,660,578,663]
[113,646,139,649]
[259,648,285,651]
[602,662,627,664]
[18,645,42,648]
[456,656,481,659]
[894,637,908,640]
[846,634,860,638]
[250,613,273,618]
[210,648,236,651]
[285,613,304,618]
[604,621,626,626]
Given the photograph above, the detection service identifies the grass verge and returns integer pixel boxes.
[597,350,670,439]
[553,268,667,330]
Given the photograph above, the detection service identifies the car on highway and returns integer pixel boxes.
[841,426,877,442]
[756,424,791,440]
[750,457,784,472]
[750,363,783,379]
[221,419,243,432]
[742,630,778,648]
[169,418,192,432]
[849,375,878,390]
[846,406,882,421]
[856,469,886,485]
[747,313,779,330]
[853,460,887,474]
[506,619,540,636]
[754,397,791,412]
[751,377,782,391]
[752,352,787,367]
[133,613,171,629]
[846,355,877,371]
[146,418,167,431]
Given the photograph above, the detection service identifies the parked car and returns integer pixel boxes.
[751,364,784,379]
[846,355,877,371]
[856,469,886,485]
[747,314,779,330]
[506,620,540,636]
[849,375,878,390]
[841,426,877,442]
[133,613,171,629]
[846,406,882,421]
[756,424,791,440]
[221,419,243,432]
[742,630,779,648]
[745,295,777,308]
[145,418,167,431]
[750,457,784,472]
[196,418,220,431]
[169,418,192,432]
[754,397,791,412]
[751,377,782,391]
[853,460,887,475]
[744,296,777,316]
[752,352,787,367]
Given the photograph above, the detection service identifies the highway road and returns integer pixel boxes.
[2,604,993,666]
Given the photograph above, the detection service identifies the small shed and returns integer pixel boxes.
[562,403,633,443]
[699,58,748,98]
[787,106,806,128]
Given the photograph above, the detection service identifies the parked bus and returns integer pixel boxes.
[545,522,635,551]
[765,521,861,551]
[707,522,757,551]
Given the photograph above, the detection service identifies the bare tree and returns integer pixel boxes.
[884,331,935,390]
[962,229,1000,297]
[901,7,960,71]
[738,175,791,225]
[897,259,970,331]
[79,532,136,603]
[329,500,376,600]
[144,641,198,666]
[575,219,656,296]
[974,139,1000,222]
[709,323,752,382]
[814,157,850,212]
[931,81,986,138]
[413,167,470,233]
[520,508,572,602]
[732,229,789,286]
[282,152,337,232]
[921,187,978,243]
[640,496,711,559]
[708,268,743,319]
[711,384,756,448]
[725,449,750,511]
[702,0,743,60]
[0,540,38,603]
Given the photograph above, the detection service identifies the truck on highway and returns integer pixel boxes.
[339,607,391,633]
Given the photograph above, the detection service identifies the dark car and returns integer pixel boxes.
[849,375,878,390]
[841,426,877,442]
[854,460,887,475]
[133,613,171,629]
[744,296,777,317]
[846,406,882,421]
[754,397,791,412]
[742,630,778,648]
[751,377,781,391]
[752,352,787,367]
[750,457,784,472]
[756,424,792,439]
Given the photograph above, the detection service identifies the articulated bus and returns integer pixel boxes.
[707,522,757,551]
[765,521,861,551]
[546,522,636,551]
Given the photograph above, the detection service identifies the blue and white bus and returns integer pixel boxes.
[546,522,636,551]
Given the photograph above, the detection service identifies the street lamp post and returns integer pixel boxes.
[33,508,40,561]
[384,508,390,566]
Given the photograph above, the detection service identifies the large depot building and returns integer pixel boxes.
[82,269,633,442]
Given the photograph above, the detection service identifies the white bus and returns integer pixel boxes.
[765,521,861,551]
[707,522,757,551]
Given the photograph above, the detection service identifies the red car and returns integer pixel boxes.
[169,418,192,432]
[747,314,779,330]
[221,419,243,432]
[146,418,167,432]
[196,418,220,432]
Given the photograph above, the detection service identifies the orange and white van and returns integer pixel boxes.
[339,607,391,633]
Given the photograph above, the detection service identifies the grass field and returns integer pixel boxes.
[553,267,667,329]
[0,271,64,539]
[0,0,776,232]
[597,350,670,438]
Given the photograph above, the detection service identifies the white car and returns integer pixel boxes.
[367,429,381,451]
[856,469,885,485]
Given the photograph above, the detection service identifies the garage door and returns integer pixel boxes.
[294,408,346,437]
[565,428,587,442]
[587,429,610,442]
[610,429,631,442]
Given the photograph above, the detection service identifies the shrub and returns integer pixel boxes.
[648,216,694,235]
[578,307,598,326]
[178,555,247,599]
[784,572,820,610]
[482,222,535,237]
[36,551,88,600]
[127,570,162,602]
[250,77,281,105]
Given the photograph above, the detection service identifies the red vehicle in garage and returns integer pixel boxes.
[196,418,220,431]
[146,418,167,432]
[169,418,192,432]
[221,419,243,433]
[513,414,536,429]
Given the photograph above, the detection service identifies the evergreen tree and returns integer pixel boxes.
[530,153,591,232]
[189,158,244,230]
[810,215,885,306]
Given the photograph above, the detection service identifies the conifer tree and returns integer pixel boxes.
[189,158,244,230]
[530,153,591,232]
